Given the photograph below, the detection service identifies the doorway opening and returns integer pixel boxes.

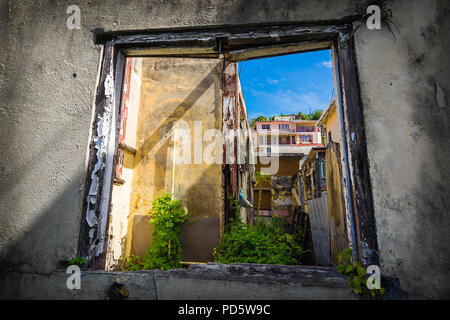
[239,49,351,266]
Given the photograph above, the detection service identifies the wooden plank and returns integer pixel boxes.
[78,41,115,267]
[118,142,137,155]
[114,57,133,182]
[96,49,126,270]
[222,61,239,227]
[122,46,217,57]
[77,41,126,270]
[226,41,331,62]
[337,37,378,265]
[102,24,347,54]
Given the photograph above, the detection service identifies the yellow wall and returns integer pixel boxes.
[110,57,224,266]
[322,106,349,265]
[325,106,342,145]
[107,58,143,270]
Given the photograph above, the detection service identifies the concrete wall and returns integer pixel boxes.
[0,263,352,300]
[123,57,223,263]
[354,0,450,299]
[319,101,349,265]
[0,0,449,299]
[325,142,348,264]
[254,156,301,215]
[107,58,143,270]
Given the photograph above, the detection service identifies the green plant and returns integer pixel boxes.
[214,215,307,265]
[296,109,323,120]
[337,248,385,298]
[251,115,269,125]
[229,195,240,215]
[69,256,88,266]
[125,254,143,271]
[126,193,190,271]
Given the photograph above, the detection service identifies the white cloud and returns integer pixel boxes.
[248,112,266,119]
[316,60,332,68]
[266,78,279,85]
[249,88,329,115]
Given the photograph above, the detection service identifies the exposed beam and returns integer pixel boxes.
[225,41,332,62]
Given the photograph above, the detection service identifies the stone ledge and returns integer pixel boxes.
[0,263,352,300]
[162,263,348,287]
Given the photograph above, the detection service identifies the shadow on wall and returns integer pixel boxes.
[123,61,222,173]
[0,171,85,298]
[120,60,224,265]
[127,167,222,265]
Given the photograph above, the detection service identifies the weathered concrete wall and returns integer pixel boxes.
[107,58,143,270]
[122,57,223,263]
[254,157,301,214]
[0,263,352,300]
[320,101,349,265]
[325,142,348,264]
[354,0,450,299]
[0,0,449,298]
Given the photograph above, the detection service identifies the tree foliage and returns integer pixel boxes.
[251,110,324,124]
[297,110,323,120]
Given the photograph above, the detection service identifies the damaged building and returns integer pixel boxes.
[0,0,449,300]
[88,57,255,269]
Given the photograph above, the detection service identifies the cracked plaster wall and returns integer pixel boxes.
[0,0,448,298]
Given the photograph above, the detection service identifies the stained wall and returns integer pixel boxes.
[0,0,449,298]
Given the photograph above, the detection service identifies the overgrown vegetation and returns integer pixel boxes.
[68,256,88,266]
[297,110,323,120]
[214,196,307,265]
[337,248,385,298]
[126,193,190,271]
[250,110,323,126]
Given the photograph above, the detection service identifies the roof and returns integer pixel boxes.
[317,98,337,127]
[254,119,318,124]
[300,146,326,170]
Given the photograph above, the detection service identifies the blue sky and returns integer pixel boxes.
[238,49,334,120]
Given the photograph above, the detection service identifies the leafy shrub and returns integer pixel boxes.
[213,215,307,265]
[337,248,385,298]
[126,193,190,271]
[69,256,88,266]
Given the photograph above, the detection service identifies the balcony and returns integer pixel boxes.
[296,127,315,132]
[257,144,319,155]
[257,128,295,134]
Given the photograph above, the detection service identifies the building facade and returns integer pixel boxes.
[253,116,322,156]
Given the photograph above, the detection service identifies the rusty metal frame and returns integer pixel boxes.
[79,23,378,269]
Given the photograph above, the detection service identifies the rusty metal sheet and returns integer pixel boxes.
[307,195,330,266]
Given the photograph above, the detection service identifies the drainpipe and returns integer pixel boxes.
[332,44,359,262]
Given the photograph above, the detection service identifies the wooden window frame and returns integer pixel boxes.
[78,23,378,269]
